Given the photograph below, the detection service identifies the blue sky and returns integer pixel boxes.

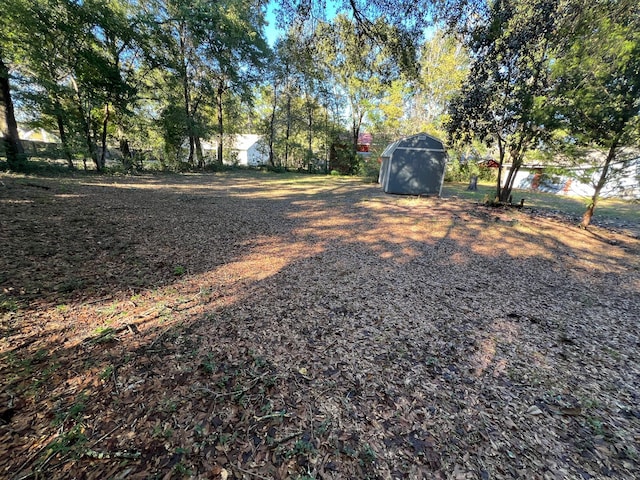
[264,2,282,46]
[263,0,341,46]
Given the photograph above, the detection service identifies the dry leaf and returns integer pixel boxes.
[526,406,544,416]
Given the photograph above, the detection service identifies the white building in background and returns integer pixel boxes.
[180,134,269,166]
[502,151,640,200]
[18,128,60,143]
[221,134,269,167]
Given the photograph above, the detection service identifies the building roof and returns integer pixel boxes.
[232,134,262,151]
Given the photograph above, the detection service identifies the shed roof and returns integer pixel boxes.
[381,133,445,158]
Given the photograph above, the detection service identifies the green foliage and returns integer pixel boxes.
[445,157,496,183]
[200,353,216,374]
[357,156,380,180]
[550,2,640,225]
[447,0,561,202]
[173,265,186,276]
[402,30,469,137]
[0,297,19,313]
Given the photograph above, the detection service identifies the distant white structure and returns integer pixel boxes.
[503,150,640,199]
[222,134,269,167]
[18,128,60,143]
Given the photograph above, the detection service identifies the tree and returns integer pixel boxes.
[0,56,26,170]
[447,0,560,203]
[146,0,268,167]
[408,30,468,137]
[551,1,640,228]
[0,0,26,170]
[315,14,404,173]
[200,0,269,166]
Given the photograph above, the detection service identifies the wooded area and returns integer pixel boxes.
[1,0,638,225]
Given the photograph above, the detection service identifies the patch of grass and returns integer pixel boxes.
[89,326,117,344]
[55,304,70,313]
[587,417,605,436]
[45,424,87,458]
[199,353,216,374]
[173,265,186,276]
[0,297,20,313]
[603,346,621,360]
[284,437,317,460]
[174,462,192,476]
[99,365,114,381]
[54,393,88,427]
[33,361,61,390]
[442,181,640,224]
[359,443,377,466]
[152,423,174,439]
[97,303,120,316]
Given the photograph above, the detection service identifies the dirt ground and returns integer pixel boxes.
[1,172,639,480]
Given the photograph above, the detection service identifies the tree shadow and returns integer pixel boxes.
[1,172,638,479]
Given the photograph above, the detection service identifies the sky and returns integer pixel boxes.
[264,2,282,46]
[263,0,341,46]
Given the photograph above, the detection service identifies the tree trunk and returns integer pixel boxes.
[55,110,74,169]
[216,83,224,165]
[80,105,99,171]
[495,136,505,202]
[350,111,364,174]
[71,78,99,170]
[195,136,204,168]
[268,82,278,167]
[500,158,520,203]
[0,56,26,170]
[305,89,313,170]
[284,92,291,168]
[580,138,619,229]
[179,23,194,165]
[119,135,132,169]
[100,103,110,170]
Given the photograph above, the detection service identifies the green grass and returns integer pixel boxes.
[442,181,639,224]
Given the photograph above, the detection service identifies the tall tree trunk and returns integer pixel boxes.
[216,83,224,165]
[0,56,26,170]
[195,136,204,168]
[79,104,99,171]
[500,132,530,202]
[268,82,278,167]
[71,78,99,170]
[495,135,505,202]
[179,23,194,165]
[55,109,73,169]
[305,88,313,171]
[119,135,132,169]
[351,110,364,174]
[100,103,110,170]
[284,92,291,168]
[581,138,619,229]
[500,155,520,203]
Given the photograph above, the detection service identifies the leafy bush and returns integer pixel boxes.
[357,156,380,181]
[445,156,497,183]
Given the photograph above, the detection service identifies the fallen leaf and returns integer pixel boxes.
[526,406,543,416]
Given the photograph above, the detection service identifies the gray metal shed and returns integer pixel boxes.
[378,133,447,195]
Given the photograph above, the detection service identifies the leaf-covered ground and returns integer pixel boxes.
[1,172,639,480]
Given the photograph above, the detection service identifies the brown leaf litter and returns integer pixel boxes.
[0,172,638,479]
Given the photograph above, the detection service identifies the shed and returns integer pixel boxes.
[378,133,447,195]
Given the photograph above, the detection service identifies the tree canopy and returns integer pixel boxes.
[1,0,637,223]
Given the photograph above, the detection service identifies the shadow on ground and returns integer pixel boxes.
[1,172,638,479]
